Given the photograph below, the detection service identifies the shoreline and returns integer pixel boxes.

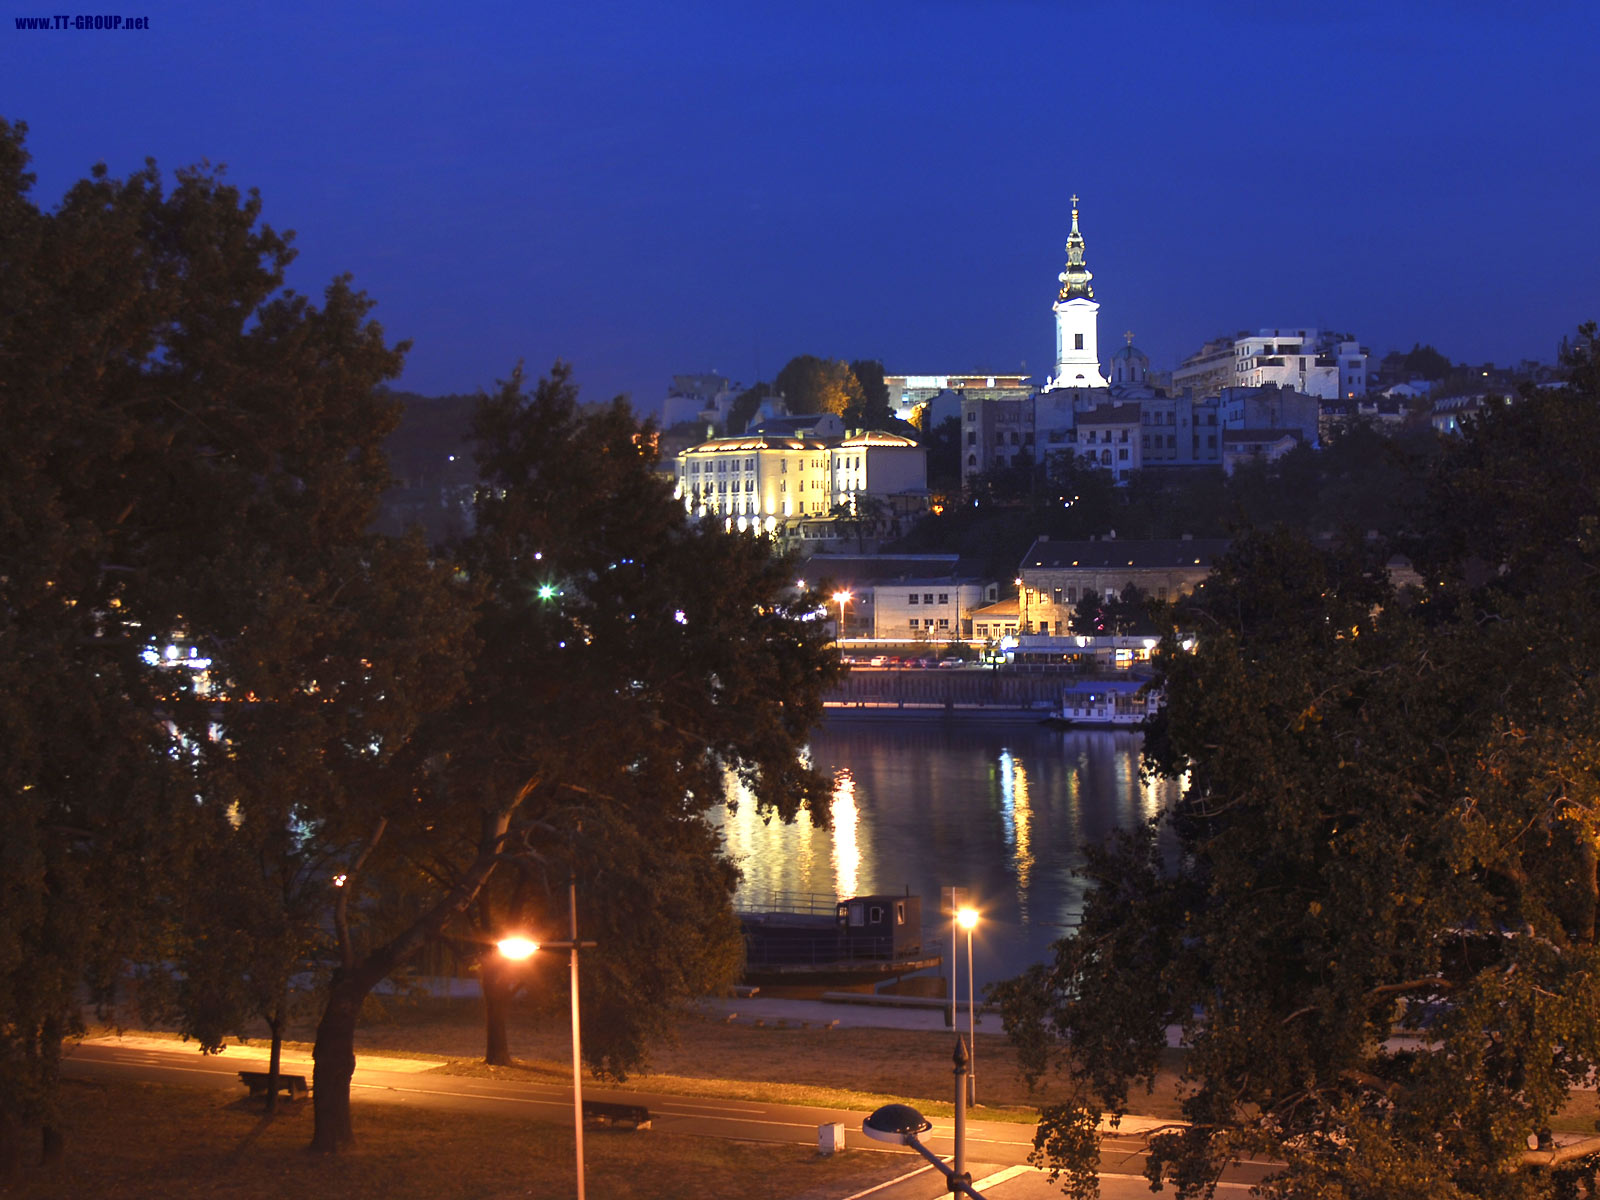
[821,703,1054,721]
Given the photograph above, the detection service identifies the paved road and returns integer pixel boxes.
[65,1035,1275,1198]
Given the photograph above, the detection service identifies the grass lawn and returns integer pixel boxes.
[341,993,1189,1121]
[6,1076,907,1200]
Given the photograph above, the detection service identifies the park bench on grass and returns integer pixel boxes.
[581,1100,650,1130]
[237,1070,309,1101]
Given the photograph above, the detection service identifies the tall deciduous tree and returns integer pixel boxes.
[0,118,468,1171]
[301,362,842,1150]
[847,358,893,429]
[776,355,863,418]
[996,327,1600,1200]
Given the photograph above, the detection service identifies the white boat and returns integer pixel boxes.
[1040,679,1161,728]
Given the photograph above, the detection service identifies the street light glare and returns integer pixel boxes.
[496,935,539,960]
[957,906,979,930]
[832,590,852,603]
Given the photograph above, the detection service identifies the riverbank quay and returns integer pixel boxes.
[824,664,1156,716]
[821,702,1052,720]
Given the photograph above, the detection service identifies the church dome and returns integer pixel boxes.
[1109,333,1148,385]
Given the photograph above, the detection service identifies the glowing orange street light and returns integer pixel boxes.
[831,590,852,643]
[496,936,539,959]
[497,881,597,1200]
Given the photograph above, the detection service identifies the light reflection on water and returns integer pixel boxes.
[830,769,859,899]
[710,716,1182,982]
[998,750,1033,923]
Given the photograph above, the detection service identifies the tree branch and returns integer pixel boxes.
[335,817,388,970]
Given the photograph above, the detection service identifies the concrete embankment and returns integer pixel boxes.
[824,667,1065,714]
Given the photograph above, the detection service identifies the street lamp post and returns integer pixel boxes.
[944,886,967,1030]
[831,589,852,644]
[957,905,979,1104]
[861,1038,987,1198]
[497,880,598,1200]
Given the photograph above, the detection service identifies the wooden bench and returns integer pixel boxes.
[582,1100,650,1130]
[238,1070,309,1100]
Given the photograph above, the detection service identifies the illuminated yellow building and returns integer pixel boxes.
[675,434,834,534]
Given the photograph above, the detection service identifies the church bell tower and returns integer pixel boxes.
[1049,196,1108,391]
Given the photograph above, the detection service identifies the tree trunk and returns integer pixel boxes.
[0,1109,20,1184]
[482,956,515,1066]
[38,1016,62,1165]
[309,806,515,1152]
[265,996,285,1118]
[310,970,366,1152]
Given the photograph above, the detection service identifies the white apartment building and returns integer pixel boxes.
[1139,393,1222,466]
[1233,329,1368,399]
[961,393,1033,481]
[795,555,992,641]
[885,375,1031,425]
[829,430,926,509]
[875,578,990,642]
[662,373,739,429]
[1171,337,1237,397]
[1217,385,1322,447]
[1073,402,1142,481]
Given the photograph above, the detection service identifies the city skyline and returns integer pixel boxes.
[9,0,1598,407]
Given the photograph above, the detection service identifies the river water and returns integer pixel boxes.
[712,713,1182,989]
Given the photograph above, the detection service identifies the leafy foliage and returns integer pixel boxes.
[1399,342,1454,381]
[1068,586,1161,637]
[0,121,840,1162]
[0,118,467,1163]
[726,381,774,435]
[996,327,1600,1199]
[846,358,893,429]
[892,421,1439,574]
[288,361,843,1149]
[774,355,863,417]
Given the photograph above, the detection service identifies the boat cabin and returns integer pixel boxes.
[836,894,923,958]
[738,892,929,976]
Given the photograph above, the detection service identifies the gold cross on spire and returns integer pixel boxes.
[1070,193,1079,208]
[1125,331,1135,346]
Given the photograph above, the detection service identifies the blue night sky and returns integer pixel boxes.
[7,0,1598,412]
